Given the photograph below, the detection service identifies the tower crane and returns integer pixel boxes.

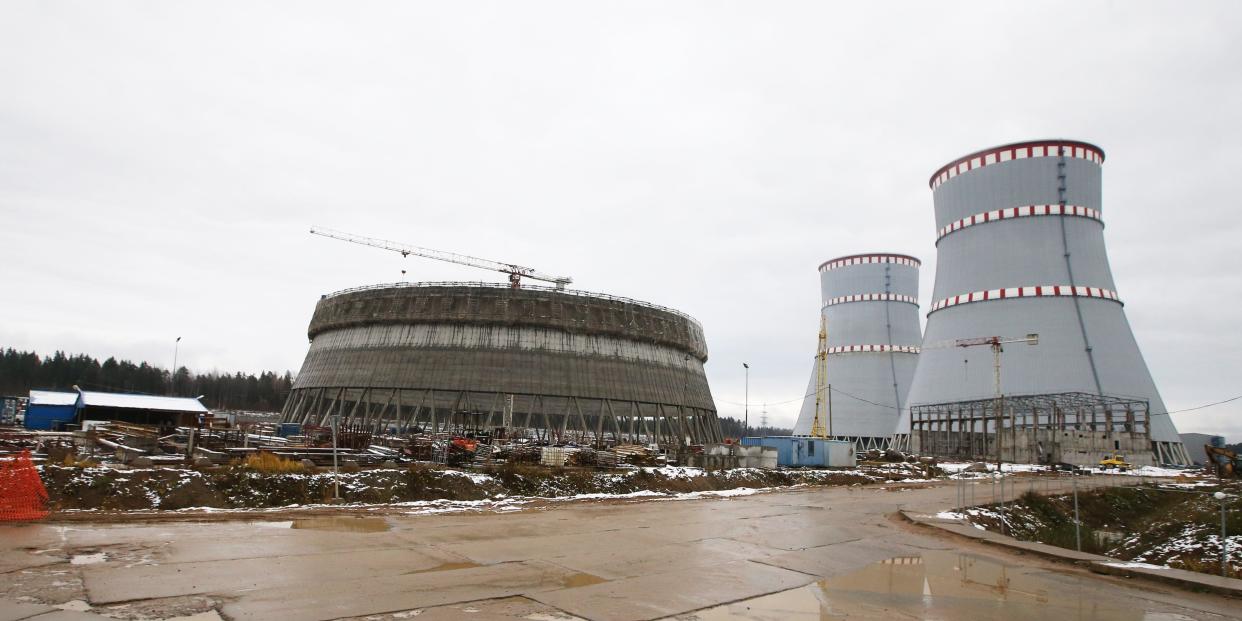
[923,333,1039,467]
[310,227,573,290]
[810,314,830,439]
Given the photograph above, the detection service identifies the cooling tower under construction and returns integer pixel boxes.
[281,283,721,446]
[894,139,1190,465]
[792,254,922,450]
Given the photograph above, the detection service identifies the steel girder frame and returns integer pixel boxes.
[282,387,723,446]
[904,391,1156,463]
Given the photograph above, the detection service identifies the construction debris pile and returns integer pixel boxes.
[4,415,689,474]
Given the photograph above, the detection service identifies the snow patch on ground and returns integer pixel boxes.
[440,470,499,485]
[1102,561,1170,570]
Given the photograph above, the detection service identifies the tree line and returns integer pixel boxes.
[717,416,792,439]
[0,348,293,412]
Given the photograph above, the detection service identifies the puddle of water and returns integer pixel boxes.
[70,552,107,565]
[561,572,609,588]
[289,517,390,532]
[682,551,1170,620]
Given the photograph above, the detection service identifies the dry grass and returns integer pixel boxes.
[239,452,307,474]
[60,453,99,468]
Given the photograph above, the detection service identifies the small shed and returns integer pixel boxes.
[740,436,855,468]
[24,390,209,430]
[76,391,208,427]
[25,390,79,430]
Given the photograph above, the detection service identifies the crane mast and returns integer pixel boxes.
[947,333,1038,468]
[310,226,572,290]
[810,314,830,439]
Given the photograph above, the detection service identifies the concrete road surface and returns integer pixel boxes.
[1,480,1238,620]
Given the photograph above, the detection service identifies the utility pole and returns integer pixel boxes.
[742,362,749,440]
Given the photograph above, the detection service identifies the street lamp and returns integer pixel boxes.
[993,471,1003,536]
[742,363,749,440]
[1215,491,1233,578]
[170,336,182,395]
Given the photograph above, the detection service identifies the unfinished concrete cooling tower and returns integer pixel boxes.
[281,283,721,446]
[792,254,922,450]
[895,140,1189,465]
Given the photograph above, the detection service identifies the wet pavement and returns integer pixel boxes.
[1,480,1237,620]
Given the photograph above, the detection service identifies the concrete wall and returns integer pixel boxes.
[912,428,1156,466]
[684,444,779,469]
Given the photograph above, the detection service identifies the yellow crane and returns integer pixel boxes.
[810,314,830,438]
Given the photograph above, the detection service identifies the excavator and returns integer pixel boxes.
[1204,444,1240,479]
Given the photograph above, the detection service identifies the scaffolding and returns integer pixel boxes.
[909,392,1152,465]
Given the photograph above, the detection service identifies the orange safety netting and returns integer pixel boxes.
[0,450,49,521]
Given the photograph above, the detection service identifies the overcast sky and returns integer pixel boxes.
[2,1,1239,438]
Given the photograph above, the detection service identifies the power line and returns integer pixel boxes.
[1163,394,1242,415]
[719,389,1242,418]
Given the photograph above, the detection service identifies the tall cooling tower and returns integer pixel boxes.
[792,253,922,450]
[895,140,1189,465]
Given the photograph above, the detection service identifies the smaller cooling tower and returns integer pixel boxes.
[792,254,922,450]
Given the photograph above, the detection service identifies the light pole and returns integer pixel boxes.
[742,362,749,440]
[1073,469,1082,552]
[994,472,1005,536]
[332,415,341,501]
[1215,491,1232,578]
[170,336,182,395]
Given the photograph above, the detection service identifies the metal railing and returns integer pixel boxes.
[321,281,704,328]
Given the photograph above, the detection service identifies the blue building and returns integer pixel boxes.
[740,436,855,467]
[24,390,79,430]
[25,390,209,430]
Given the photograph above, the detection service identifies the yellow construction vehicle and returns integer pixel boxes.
[1099,453,1132,471]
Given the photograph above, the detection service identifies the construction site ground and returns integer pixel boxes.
[2,476,1239,620]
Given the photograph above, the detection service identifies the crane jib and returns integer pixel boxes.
[309,226,572,289]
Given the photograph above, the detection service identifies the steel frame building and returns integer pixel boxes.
[909,392,1153,465]
[281,282,721,446]
[895,139,1190,465]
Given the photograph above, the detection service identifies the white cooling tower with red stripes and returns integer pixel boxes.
[895,139,1189,465]
[792,253,922,449]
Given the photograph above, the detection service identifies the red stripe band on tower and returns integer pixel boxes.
[929,140,1105,189]
[937,204,1102,240]
[818,253,921,272]
[823,293,919,307]
[929,285,1122,313]
[827,345,921,355]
